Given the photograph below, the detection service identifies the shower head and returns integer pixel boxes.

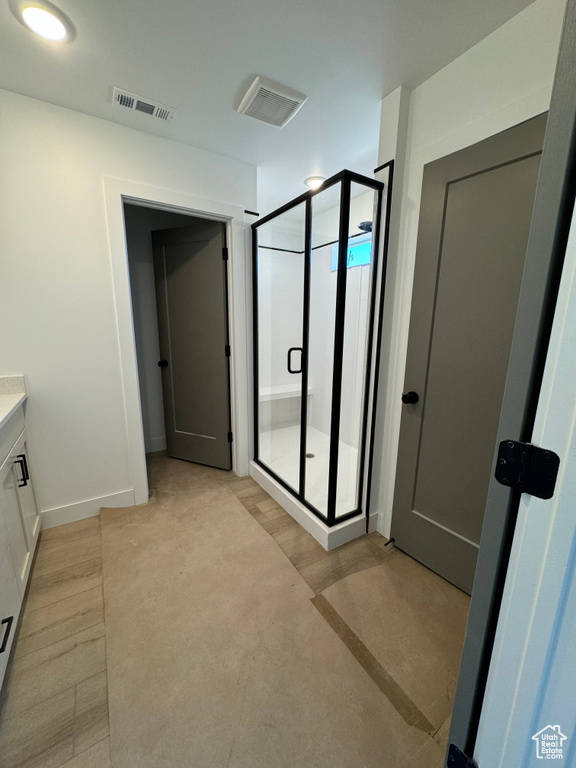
[358,221,372,233]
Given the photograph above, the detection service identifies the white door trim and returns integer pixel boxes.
[103,177,250,505]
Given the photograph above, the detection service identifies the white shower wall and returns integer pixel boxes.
[307,189,375,449]
[257,219,305,431]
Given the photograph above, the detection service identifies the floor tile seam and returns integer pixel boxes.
[310,594,437,736]
[24,581,105,614]
[72,682,78,757]
[31,558,104,583]
[15,614,106,661]
[72,734,110,761]
[39,530,102,551]
[314,553,394,593]
[231,486,390,589]
[2,656,108,726]
[29,569,104,600]
[224,488,321,599]
[36,532,103,555]
[431,715,451,742]
[31,554,103,582]
[21,585,104,622]
[0,680,78,726]
[33,548,104,575]
[230,486,349,594]
[99,581,113,766]
[10,621,107,675]
[18,732,75,768]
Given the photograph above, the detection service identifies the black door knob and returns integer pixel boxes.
[401,391,419,404]
[158,359,169,368]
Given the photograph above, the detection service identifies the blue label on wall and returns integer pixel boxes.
[331,235,372,271]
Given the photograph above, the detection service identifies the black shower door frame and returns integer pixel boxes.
[252,167,392,527]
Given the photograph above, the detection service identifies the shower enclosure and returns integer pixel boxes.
[252,167,393,546]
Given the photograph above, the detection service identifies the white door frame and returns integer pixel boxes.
[103,177,251,505]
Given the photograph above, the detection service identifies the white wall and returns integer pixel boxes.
[124,204,201,454]
[0,88,256,526]
[374,0,566,537]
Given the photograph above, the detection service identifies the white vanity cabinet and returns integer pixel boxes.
[11,433,41,565]
[0,390,41,688]
[0,434,40,593]
[0,523,22,684]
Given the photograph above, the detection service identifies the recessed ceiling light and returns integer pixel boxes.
[305,176,325,191]
[10,0,75,42]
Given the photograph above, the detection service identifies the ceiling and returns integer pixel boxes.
[0,0,536,215]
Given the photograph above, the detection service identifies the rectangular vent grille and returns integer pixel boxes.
[112,88,176,123]
[237,77,307,128]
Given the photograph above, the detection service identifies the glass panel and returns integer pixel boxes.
[256,203,306,493]
[335,182,378,518]
[303,182,342,516]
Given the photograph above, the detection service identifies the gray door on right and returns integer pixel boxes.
[391,113,547,594]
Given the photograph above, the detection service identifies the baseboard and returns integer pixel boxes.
[367,509,380,534]
[145,436,166,453]
[40,489,136,529]
[376,510,392,540]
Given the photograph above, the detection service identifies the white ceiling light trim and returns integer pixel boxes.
[10,0,76,42]
[237,76,307,128]
[305,176,325,190]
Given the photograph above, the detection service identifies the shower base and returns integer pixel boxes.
[251,425,371,550]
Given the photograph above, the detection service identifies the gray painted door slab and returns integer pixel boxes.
[391,114,547,594]
[153,221,231,470]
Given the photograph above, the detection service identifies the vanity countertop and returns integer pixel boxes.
[0,376,27,431]
[0,392,27,432]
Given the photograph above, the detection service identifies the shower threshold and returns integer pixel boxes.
[250,426,371,550]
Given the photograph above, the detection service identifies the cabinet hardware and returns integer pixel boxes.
[15,455,28,487]
[16,453,29,480]
[0,616,14,653]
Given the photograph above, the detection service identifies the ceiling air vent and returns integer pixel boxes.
[112,88,176,123]
[237,76,307,128]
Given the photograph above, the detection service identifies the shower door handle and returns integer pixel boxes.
[287,347,303,374]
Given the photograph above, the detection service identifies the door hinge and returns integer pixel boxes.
[222,246,229,261]
[225,344,231,357]
[447,744,477,768]
[495,440,560,499]
[228,432,233,442]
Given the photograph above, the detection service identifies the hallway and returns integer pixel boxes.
[0,457,468,767]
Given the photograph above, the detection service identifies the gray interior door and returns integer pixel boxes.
[391,114,547,594]
[153,220,231,470]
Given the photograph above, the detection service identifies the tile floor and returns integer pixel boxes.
[0,456,469,767]
[0,516,110,768]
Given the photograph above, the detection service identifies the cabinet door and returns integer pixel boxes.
[0,457,30,595]
[13,437,40,551]
[0,547,21,688]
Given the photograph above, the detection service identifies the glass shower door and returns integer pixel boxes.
[253,169,389,528]
[254,203,306,494]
